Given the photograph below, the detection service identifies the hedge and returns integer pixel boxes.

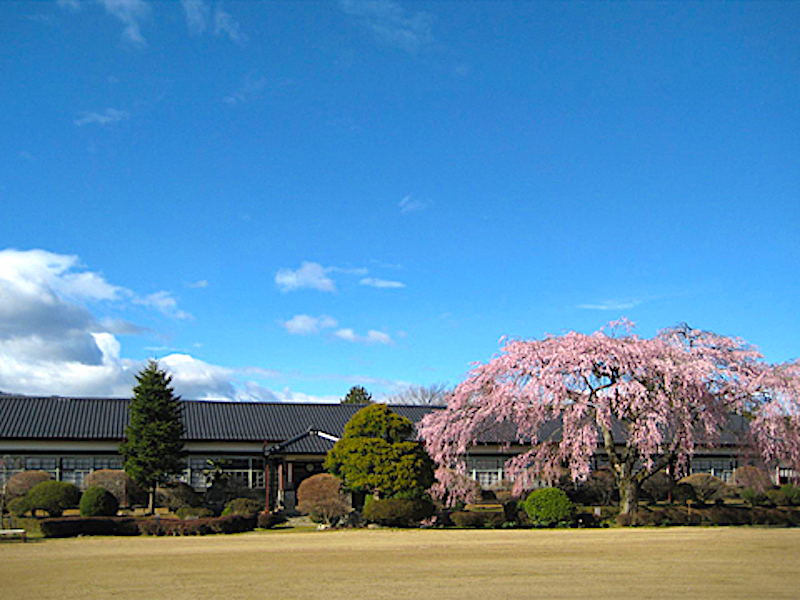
[362,497,435,527]
[39,514,257,537]
[40,517,140,538]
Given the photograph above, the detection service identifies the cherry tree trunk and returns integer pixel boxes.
[618,476,639,516]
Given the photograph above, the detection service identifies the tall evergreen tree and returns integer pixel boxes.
[341,385,373,405]
[120,361,186,513]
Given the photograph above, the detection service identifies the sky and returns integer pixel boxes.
[1,0,798,403]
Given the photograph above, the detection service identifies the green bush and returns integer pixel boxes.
[25,481,81,517]
[137,514,256,536]
[362,497,435,527]
[523,488,575,527]
[296,474,351,525]
[222,497,263,517]
[7,496,31,517]
[780,484,800,506]
[80,486,119,517]
[678,474,730,504]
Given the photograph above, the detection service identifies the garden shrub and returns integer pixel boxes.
[222,497,263,517]
[176,506,214,519]
[678,474,730,504]
[671,482,697,504]
[25,481,81,517]
[40,517,139,538]
[523,488,575,527]
[7,496,31,517]
[82,469,146,507]
[80,486,119,517]
[296,474,351,525]
[780,484,800,506]
[573,468,617,506]
[740,487,770,507]
[137,514,256,536]
[156,481,202,511]
[362,497,435,527]
[4,470,52,502]
[257,511,287,529]
[450,510,505,529]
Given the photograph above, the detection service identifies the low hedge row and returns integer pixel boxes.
[450,510,505,529]
[39,514,257,538]
[617,505,800,527]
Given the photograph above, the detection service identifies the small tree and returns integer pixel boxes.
[120,361,186,514]
[679,473,730,504]
[384,383,451,406]
[325,404,434,500]
[341,386,373,405]
[731,466,774,494]
[4,470,52,503]
[83,469,146,508]
[296,473,351,525]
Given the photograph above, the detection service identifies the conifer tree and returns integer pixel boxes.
[341,385,373,405]
[120,361,186,513]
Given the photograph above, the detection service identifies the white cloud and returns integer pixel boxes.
[578,299,641,311]
[398,194,425,213]
[340,0,434,53]
[133,291,192,320]
[223,74,267,106]
[187,279,208,289]
[97,0,151,46]
[180,0,209,34]
[275,262,336,293]
[282,314,338,335]
[74,108,130,127]
[214,4,247,43]
[57,0,82,11]
[360,277,405,289]
[334,328,393,345]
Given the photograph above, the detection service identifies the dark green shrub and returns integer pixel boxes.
[780,484,800,506]
[573,468,618,506]
[7,496,30,517]
[40,517,139,538]
[25,481,81,517]
[641,471,675,503]
[80,486,119,517]
[136,514,257,536]
[222,497,262,517]
[5,470,52,502]
[258,512,287,529]
[450,510,505,528]
[362,497,435,527]
[156,481,202,511]
[671,482,697,504]
[83,469,146,508]
[523,488,575,527]
[176,506,214,519]
[740,487,770,506]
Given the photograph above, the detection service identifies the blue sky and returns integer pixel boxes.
[1,0,798,402]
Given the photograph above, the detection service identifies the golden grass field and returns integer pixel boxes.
[1,527,799,600]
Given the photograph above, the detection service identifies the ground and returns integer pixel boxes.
[1,527,798,599]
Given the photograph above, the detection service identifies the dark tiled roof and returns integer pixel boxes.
[0,396,437,443]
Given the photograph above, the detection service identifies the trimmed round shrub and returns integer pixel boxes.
[641,471,676,503]
[362,496,435,527]
[258,511,287,529]
[26,481,81,517]
[296,474,351,525]
[222,497,263,517]
[523,488,575,527]
[83,469,146,508]
[5,470,52,502]
[80,485,119,517]
[731,466,773,494]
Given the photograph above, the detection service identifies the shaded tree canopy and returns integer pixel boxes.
[120,361,186,513]
[419,321,800,515]
[325,404,434,499]
[341,385,373,404]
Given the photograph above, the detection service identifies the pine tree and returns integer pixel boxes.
[341,385,373,404]
[120,361,186,513]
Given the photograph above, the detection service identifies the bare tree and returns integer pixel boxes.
[385,383,451,406]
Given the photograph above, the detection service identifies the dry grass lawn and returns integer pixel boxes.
[1,527,799,599]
